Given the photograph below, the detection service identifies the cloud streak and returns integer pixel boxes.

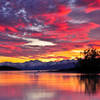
[0,0,99,62]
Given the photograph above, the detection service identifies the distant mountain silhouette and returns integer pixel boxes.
[1,59,100,73]
[0,60,77,71]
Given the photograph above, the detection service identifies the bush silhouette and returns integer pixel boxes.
[82,48,100,60]
[77,48,100,73]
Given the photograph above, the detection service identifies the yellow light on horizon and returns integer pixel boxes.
[0,48,90,63]
[0,56,35,63]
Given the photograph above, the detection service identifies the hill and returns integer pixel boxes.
[0,66,21,71]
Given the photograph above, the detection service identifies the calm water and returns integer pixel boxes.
[0,71,100,100]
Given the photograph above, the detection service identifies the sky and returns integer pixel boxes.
[0,0,100,62]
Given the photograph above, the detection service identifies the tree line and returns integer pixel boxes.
[77,48,100,73]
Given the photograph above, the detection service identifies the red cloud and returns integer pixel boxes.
[0,25,18,33]
[41,22,99,42]
[58,5,71,16]
[37,5,71,25]
[83,0,100,13]
[0,26,6,32]
[0,44,17,50]
[7,27,18,32]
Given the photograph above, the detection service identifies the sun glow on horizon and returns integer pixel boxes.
[0,48,85,63]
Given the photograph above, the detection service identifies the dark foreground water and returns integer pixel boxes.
[0,71,100,100]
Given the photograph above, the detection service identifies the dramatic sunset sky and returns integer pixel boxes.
[0,0,100,62]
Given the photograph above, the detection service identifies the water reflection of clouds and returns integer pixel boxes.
[27,91,56,100]
[0,72,100,100]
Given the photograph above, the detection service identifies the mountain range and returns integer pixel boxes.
[0,60,78,70]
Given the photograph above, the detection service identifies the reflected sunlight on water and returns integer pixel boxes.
[0,71,100,100]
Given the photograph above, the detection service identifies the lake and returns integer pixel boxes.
[0,71,100,100]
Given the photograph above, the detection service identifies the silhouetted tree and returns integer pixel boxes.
[82,48,100,60]
[77,48,100,73]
